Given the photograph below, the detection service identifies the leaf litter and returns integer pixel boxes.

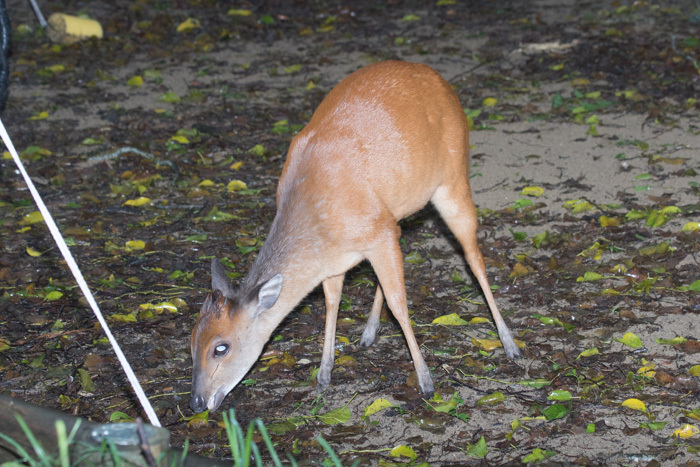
[0,0,698,465]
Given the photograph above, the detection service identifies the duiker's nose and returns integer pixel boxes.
[190,395,206,413]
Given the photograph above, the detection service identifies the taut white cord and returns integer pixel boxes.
[0,118,161,427]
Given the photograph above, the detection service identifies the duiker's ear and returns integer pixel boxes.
[211,257,234,297]
[256,274,282,314]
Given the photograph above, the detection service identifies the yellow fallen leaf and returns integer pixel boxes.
[111,313,137,322]
[170,135,190,144]
[563,198,596,214]
[335,355,357,366]
[621,398,646,412]
[471,337,503,352]
[127,75,143,87]
[198,179,216,187]
[432,313,468,326]
[572,78,590,86]
[20,211,44,226]
[139,301,178,312]
[306,80,316,90]
[125,240,145,251]
[227,180,248,192]
[577,347,599,359]
[230,161,243,170]
[390,445,417,460]
[689,365,700,377]
[26,246,42,257]
[469,317,490,324]
[550,63,564,71]
[123,197,151,207]
[673,424,699,439]
[3,151,10,159]
[483,97,498,107]
[610,263,627,274]
[176,17,200,33]
[228,8,252,16]
[363,398,392,418]
[521,186,544,197]
[29,111,49,120]
[599,215,621,228]
[616,332,642,348]
[578,241,603,261]
[681,222,700,233]
[637,362,656,378]
[510,262,531,278]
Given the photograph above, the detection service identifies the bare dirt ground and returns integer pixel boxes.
[1,0,699,465]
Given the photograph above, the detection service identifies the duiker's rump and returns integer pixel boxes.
[190,60,520,413]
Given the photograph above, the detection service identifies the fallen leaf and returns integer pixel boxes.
[672,424,699,438]
[176,17,200,33]
[363,398,392,418]
[621,398,646,412]
[615,332,642,348]
[123,197,151,207]
[389,445,417,460]
[520,186,544,196]
[476,391,505,406]
[432,313,468,326]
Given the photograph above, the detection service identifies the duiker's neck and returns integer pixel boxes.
[240,209,325,313]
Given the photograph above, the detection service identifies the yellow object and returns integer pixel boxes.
[47,13,103,45]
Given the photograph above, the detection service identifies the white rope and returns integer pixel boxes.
[27,0,48,29]
[0,118,161,427]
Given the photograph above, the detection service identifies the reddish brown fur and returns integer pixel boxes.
[190,61,520,413]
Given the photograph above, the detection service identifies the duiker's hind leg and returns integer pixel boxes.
[432,184,521,359]
[360,285,384,346]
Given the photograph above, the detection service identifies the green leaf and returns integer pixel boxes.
[547,390,572,402]
[640,421,667,430]
[466,436,488,458]
[430,395,463,413]
[317,406,351,425]
[517,379,551,388]
[510,228,527,241]
[615,332,642,348]
[523,448,557,463]
[511,198,533,210]
[577,271,603,282]
[586,423,595,433]
[266,420,297,435]
[109,411,134,423]
[259,14,274,25]
[45,291,64,301]
[158,91,181,103]
[476,391,505,406]
[405,250,424,264]
[543,403,568,420]
[655,336,687,345]
[552,92,564,109]
[77,368,95,393]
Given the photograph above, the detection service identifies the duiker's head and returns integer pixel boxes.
[189,258,282,412]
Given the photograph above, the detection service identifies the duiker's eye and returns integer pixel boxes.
[214,344,229,357]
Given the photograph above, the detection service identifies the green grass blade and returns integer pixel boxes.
[55,420,69,467]
[0,431,34,464]
[255,419,282,467]
[316,436,342,467]
[14,414,47,461]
